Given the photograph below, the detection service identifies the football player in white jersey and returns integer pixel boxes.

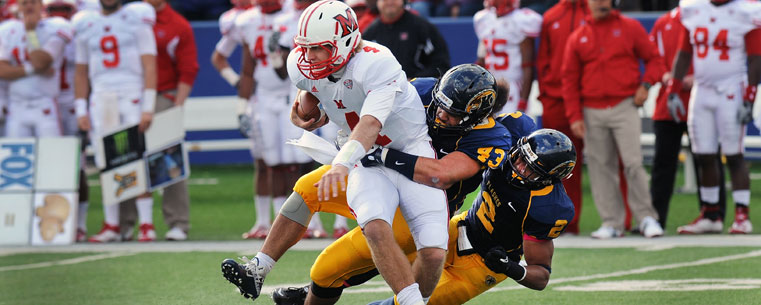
[73,0,158,242]
[236,0,325,240]
[291,2,447,304]
[272,0,350,239]
[42,0,94,243]
[474,0,540,114]
[210,0,251,134]
[0,0,71,137]
[668,0,761,234]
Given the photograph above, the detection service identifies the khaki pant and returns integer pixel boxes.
[583,98,657,230]
[121,90,190,233]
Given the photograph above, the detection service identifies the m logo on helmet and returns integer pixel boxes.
[466,90,496,113]
[333,8,358,38]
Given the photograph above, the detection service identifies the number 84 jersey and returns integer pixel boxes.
[680,0,761,90]
[72,2,156,91]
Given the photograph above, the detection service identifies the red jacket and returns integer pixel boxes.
[154,4,199,92]
[537,0,589,100]
[651,9,691,122]
[562,10,664,124]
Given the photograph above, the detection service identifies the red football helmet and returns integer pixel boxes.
[295,0,361,80]
[43,0,76,19]
[490,0,518,16]
[257,0,282,14]
[231,0,253,9]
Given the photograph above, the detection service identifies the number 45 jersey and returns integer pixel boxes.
[680,0,761,90]
[72,2,156,91]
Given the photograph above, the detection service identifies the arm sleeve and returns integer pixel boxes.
[745,29,761,56]
[136,24,157,56]
[561,37,582,123]
[75,36,89,64]
[359,55,404,126]
[418,22,451,78]
[176,22,200,85]
[215,36,238,57]
[632,21,665,85]
[42,36,67,63]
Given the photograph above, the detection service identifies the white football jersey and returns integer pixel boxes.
[59,40,76,105]
[77,0,100,11]
[215,7,248,56]
[237,8,290,95]
[473,8,541,82]
[680,0,761,90]
[0,17,72,101]
[287,41,430,150]
[72,2,156,91]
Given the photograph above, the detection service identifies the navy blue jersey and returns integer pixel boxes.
[411,78,513,213]
[463,111,575,259]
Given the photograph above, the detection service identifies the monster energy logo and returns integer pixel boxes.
[113,131,129,155]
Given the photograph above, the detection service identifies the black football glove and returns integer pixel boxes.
[483,246,526,281]
[360,147,386,167]
[737,101,753,125]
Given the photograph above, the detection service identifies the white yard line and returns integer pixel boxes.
[0,252,136,272]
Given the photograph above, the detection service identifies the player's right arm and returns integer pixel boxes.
[212,9,244,87]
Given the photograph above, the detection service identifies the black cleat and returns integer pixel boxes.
[272,285,309,305]
[221,258,264,300]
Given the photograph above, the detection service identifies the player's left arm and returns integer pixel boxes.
[518,37,535,111]
[137,22,158,132]
[745,29,761,104]
[518,237,554,290]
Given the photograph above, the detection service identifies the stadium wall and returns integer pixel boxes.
[183,12,761,164]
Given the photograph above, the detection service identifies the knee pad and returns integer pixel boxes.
[310,281,344,299]
[280,192,312,227]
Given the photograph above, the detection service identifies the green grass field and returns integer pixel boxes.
[2,164,761,305]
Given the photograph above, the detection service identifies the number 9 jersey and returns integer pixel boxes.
[72,2,157,91]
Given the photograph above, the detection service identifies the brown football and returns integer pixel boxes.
[297,90,322,121]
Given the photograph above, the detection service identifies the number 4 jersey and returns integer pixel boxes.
[680,0,761,90]
[72,2,156,91]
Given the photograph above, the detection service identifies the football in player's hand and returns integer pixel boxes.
[297,91,322,122]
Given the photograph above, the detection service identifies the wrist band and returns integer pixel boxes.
[26,31,41,50]
[23,63,34,75]
[332,140,367,170]
[220,67,240,87]
[141,88,157,113]
[75,98,88,117]
[236,97,248,115]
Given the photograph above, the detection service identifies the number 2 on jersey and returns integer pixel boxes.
[100,35,120,68]
[693,27,729,61]
[476,191,497,233]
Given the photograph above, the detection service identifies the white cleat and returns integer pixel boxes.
[88,223,121,243]
[640,216,664,238]
[677,217,723,234]
[590,226,623,239]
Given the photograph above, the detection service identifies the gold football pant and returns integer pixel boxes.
[295,164,509,305]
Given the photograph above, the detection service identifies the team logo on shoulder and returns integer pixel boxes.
[333,8,358,38]
[343,79,353,89]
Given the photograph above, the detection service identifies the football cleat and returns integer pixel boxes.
[221,257,266,300]
[332,226,349,239]
[678,216,723,234]
[303,228,328,239]
[76,228,87,243]
[590,226,623,239]
[272,285,308,305]
[137,223,156,242]
[88,222,121,243]
[242,225,269,239]
[639,216,664,238]
[729,206,752,234]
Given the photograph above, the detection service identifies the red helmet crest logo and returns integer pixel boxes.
[333,8,358,38]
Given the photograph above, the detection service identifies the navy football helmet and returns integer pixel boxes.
[506,129,576,190]
[427,64,498,135]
